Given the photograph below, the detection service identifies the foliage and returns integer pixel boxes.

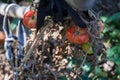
[101,12,120,45]
[102,12,120,79]
[107,45,120,64]
[102,12,120,61]
[79,12,120,80]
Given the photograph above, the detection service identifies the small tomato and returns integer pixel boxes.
[66,25,89,44]
[0,31,6,45]
[23,10,37,29]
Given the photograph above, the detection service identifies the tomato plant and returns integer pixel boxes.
[66,25,89,44]
[23,10,37,29]
[0,31,6,45]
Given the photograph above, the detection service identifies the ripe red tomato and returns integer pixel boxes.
[0,31,6,45]
[23,10,37,29]
[66,25,89,44]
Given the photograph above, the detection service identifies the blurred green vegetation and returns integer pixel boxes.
[79,12,120,80]
[103,12,120,79]
[80,12,120,80]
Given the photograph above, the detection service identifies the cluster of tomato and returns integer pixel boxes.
[0,10,104,47]
[22,10,90,44]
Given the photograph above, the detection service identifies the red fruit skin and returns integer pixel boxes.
[23,10,37,29]
[66,25,89,44]
[74,34,89,44]
[66,26,77,43]
[0,31,6,45]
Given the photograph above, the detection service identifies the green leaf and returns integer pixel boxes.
[115,66,120,74]
[103,24,115,34]
[81,75,91,80]
[106,12,120,23]
[100,72,108,78]
[27,0,32,2]
[107,48,115,58]
[101,16,108,22]
[82,63,91,72]
[98,54,103,61]
[117,75,120,79]
[82,43,94,55]
[97,77,107,80]
[94,66,102,74]
[109,29,120,38]
[107,45,120,64]
[60,76,67,80]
